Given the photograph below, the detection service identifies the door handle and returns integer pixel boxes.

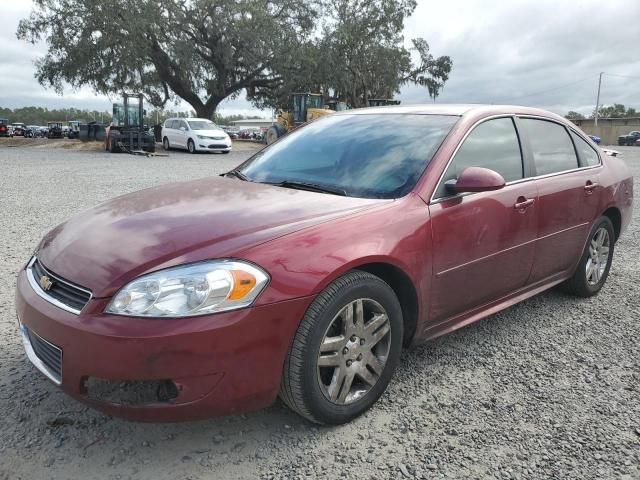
[584,181,599,194]
[514,197,535,211]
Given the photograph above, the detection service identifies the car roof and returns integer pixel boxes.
[337,104,567,122]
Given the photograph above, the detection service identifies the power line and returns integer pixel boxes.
[603,73,640,81]
[494,75,599,103]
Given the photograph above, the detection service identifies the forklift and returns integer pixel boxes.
[105,93,155,153]
[47,121,64,139]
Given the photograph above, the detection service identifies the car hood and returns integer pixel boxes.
[37,177,383,298]
[191,129,228,137]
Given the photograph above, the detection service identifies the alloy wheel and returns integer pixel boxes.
[317,298,391,405]
[586,227,610,285]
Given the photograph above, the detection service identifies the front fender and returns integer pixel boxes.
[239,193,433,335]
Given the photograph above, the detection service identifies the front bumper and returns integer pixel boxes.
[15,270,313,421]
[196,138,232,152]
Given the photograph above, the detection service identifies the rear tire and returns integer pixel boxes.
[559,216,615,297]
[279,270,403,425]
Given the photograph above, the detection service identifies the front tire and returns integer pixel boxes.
[187,139,196,154]
[280,270,403,425]
[560,216,615,297]
[266,125,284,145]
[163,137,170,150]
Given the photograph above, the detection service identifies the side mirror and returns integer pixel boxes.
[445,167,506,194]
[180,126,186,131]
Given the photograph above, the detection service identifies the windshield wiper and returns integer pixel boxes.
[222,170,249,181]
[272,180,347,196]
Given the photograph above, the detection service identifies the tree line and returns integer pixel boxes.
[17,0,452,119]
[0,105,264,126]
[566,104,638,120]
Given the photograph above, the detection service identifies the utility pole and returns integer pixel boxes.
[594,72,604,128]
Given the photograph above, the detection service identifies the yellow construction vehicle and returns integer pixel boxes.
[266,93,334,145]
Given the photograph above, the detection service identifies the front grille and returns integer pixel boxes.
[29,258,91,313]
[208,144,228,149]
[24,327,62,383]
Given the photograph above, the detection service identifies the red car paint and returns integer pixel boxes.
[16,105,633,421]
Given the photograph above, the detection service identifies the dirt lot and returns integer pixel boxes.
[0,143,638,480]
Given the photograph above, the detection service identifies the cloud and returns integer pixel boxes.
[401,0,640,115]
[2,0,639,117]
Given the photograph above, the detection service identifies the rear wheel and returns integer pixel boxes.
[560,216,614,297]
[279,271,403,424]
[187,139,196,154]
[108,134,120,153]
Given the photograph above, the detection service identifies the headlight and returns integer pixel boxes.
[197,135,209,140]
[105,260,269,318]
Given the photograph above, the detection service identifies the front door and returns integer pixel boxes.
[428,117,538,323]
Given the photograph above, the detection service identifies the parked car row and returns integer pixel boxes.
[0,121,84,139]
[617,131,640,146]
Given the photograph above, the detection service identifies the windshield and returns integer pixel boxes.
[188,120,219,130]
[238,114,457,199]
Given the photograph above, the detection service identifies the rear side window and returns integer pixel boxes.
[435,117,523,198]
[571,131,600,167]
[520,119,578,175]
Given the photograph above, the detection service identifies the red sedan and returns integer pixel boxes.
[15,105,633,424]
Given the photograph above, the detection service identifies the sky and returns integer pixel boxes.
[1,0,639,118]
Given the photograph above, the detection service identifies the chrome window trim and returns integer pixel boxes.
[429,114,522,204]
[26,257,92,315]
[19,322,62,385]
[430,114,603,205]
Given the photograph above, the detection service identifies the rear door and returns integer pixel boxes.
[429,117,538,323]
[518,118,602,282]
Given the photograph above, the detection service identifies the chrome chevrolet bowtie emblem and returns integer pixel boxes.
[39,275,53,291]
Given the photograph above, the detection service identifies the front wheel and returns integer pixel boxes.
[187,139,196,154]
[560,216,615,297]
[162,137,170,151]
[279,270,403,424]
[266,125,283,145]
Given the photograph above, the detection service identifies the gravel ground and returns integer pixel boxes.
[0,142,638,480]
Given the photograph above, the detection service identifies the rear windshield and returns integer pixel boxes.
[238,114,457,199]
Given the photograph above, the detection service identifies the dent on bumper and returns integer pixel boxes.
[15,271,313,421]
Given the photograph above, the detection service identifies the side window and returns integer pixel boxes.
[435,117,523,198]
[571,131,600,167]
[520,119,578,175]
